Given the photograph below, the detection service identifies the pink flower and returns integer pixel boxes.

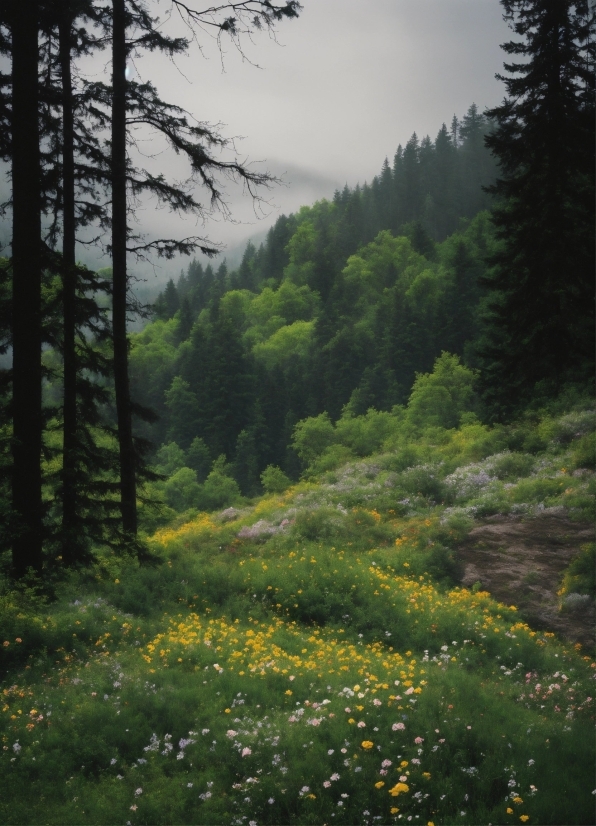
[323,781,331,788]
[226,730,238,738]
[373,699,382,706]
[405,687,415,695]
[392,722,405,731]
[414,737,424,744]
[330,773,340,781]
[357,721,366,728]
[381,759,392,768]
[241,747,252,757]
[345,707,351,713]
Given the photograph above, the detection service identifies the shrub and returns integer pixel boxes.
[407,352,477,430]
[572,432,595,470]
[490,451,535,480]
[560,543,596,599]
[292,412,336,465]
[163,467,201,511]
[260,465,291,494]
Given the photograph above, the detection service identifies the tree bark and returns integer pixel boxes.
[11,1,43,576]
[59,2,79,563]
[112,0,137,535]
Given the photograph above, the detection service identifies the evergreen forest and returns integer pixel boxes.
[0,1,594,824]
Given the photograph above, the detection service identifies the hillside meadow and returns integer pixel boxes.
[0,400,594,825]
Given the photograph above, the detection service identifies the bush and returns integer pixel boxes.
[491,451,535,480]
[560,543,596,599]
[163,467,201,511]
[198,469,242,511]
[292,412,336,466]
[572,432,595,470]
[260,465,291,494]
[407,352,477,429]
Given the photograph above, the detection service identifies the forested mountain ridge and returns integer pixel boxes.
[135,105,498,500]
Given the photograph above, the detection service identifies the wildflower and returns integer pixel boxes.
[357,721,366,728]
[330,773,340,781]
[328,749,334,755]
[382,759,392,768]
[268,798,275,804]
[520,818,529,823]
[345,707,351,713]
[391,808,399,815]
[373,699,382,706]
[507,808,514,814]
[187,783,193,788]
[389,782,409,797]
[299,786,310,796]
[134,788,143,796]
[414,737,424,744]
[392,722,405,731]
[375,781,385,788]
[323,781,331,788]
[399,775,408,782]
[130,804,137,811]
[361,741,374,750]
[226,730,238,738]
[241,747,252,757]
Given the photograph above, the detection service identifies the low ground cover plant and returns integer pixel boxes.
[0,403,594,824]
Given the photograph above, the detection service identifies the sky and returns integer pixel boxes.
[2,0,512,286]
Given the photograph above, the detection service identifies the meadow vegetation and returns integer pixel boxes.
[0,382,594,825]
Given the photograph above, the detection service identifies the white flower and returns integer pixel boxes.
[134,788,143,796]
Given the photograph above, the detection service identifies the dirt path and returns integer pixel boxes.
[457,509,595,651]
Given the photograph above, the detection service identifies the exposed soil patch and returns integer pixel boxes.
[457,509,595,650]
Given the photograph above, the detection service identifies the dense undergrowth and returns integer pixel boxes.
[0,400,594,825]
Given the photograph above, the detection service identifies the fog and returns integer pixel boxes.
[3,1,511,288]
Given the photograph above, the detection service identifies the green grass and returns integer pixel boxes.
[0,404,594,824]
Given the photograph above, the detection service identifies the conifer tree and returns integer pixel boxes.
[9,1,44,576]
[480,0,595,415]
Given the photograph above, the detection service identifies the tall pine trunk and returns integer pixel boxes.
[11,2,43,577]
[59,3,78,563]
[112,0,137,535]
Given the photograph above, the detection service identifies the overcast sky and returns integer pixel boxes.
[126,0,510,280]
[2,0,512,284]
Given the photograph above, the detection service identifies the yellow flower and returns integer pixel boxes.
[285,690,292,695]
[507,808,514,815]
[353,684,360,691]
[422,772,431,778]
[520,817,529,823]
[513,797,523,804]
[389,782,409,797]
[375,781,385,788]
[224,708,231,713]
[390,807,399,814]
[427,822,435,826]
[361,740,374,749]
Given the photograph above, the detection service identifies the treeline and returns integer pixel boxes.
[137,109,499,496]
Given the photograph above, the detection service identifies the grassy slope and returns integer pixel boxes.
[0,408,594,825]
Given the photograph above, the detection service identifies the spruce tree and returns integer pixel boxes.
[9,1,44,576]
[480,0,595,416]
